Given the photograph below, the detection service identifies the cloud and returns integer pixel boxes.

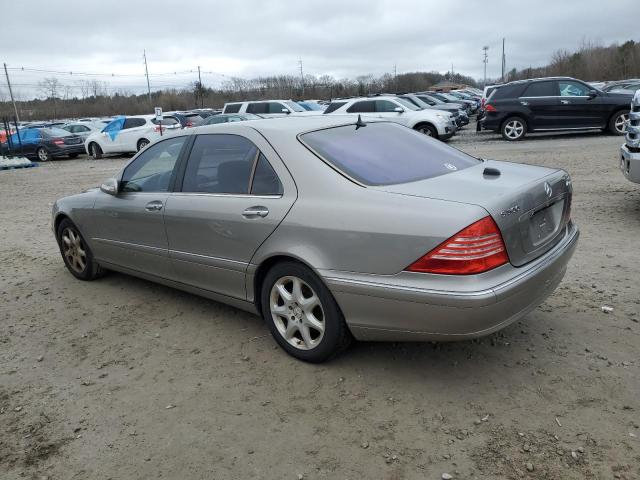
[2,0,638,98]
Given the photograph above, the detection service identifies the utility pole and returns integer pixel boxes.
[3,63,20,123]
[197,65,203,108]
[393,63,397,92]
[482,46,489,87]
[143,50,152,106]
[501,38,506,81]
[299,58,305,98]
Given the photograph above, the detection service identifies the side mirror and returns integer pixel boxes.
[394,107,404,113]
[588,89,598,99]
[100,177,119,195]
[281,108,291,114]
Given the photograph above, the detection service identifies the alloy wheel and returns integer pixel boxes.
[504,120,524,140]
[419,126,433,137]
[61,227,87,273]
[269,276,325,350]
[615,113,629,134]
[37,148,49,161]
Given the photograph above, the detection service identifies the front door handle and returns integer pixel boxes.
[242,206,269,218]
[560,99,570,105]
[145,200,163,212]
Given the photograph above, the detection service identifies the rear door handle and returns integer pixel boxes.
[560,100,570,105]
[145,200,163,212]
[520,101,529,106]
[242,206,269,218]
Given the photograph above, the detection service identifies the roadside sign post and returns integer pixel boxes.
[155,107,163,136]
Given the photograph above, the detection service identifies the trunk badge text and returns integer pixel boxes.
[500,205,520,217]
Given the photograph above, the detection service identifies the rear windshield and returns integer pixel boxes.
[43,127,72,137]
[299,122,479,186]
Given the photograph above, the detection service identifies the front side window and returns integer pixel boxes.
[375,100,399,112]
[268,102,288,114]
[559,81,590,97]
[120,136,186,193]
[522,81,558,97]
[300,123,479,186]
[346,101,375,113]
[182,134,258,194]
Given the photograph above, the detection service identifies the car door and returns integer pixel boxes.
[116,118,149,152]
[163,129,297,300]
[519,80,561,130]
[373,99,412,126]
[91,135,188,278]
[555,80,603,128]
[99,117,125,153]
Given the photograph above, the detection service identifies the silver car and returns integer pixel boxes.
[52,116,579,362]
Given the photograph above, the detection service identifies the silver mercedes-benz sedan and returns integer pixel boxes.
[52,116,579,362]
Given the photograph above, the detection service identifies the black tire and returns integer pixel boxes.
[260,261,353,363]
[137,138,150,151]
[501,116,527,141]
[608,110,629,135]
[36,147,51,162]
[414,123,437,138]
[68,153,79,159]
[89,143,103,160]
[56,218,105,281]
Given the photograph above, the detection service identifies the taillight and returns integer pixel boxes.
[405,216,509,275]
[53,138,64,145]
[481,98,486,108]
[186,121,193,128]
[153,125,163,132]
[484,104,496,112]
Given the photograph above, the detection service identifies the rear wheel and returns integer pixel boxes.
[137,138,150,151]
[414,123,437,138]
[501,117,527,141]
[260,261,352,362]
[56,218,105,280]
[90,143,103,159]
[609,110,629,135]
[36,147,51,162]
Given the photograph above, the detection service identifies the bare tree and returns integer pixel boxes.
[38,77,62,100]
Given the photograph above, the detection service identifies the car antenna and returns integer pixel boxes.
[355,114,367,130]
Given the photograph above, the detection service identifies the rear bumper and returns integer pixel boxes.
[51,145,85,157]
[323,223,579,341]
[620,144,640,183]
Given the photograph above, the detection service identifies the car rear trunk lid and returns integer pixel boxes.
[375,160,572,267]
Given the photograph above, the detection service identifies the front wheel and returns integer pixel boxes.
[415,124,437,138]
[501,117,527,141]
[609,110,629,135]
[260,261,352,362]
[56,218,105,280]
[90,143,103,160]
[36,147,51,162]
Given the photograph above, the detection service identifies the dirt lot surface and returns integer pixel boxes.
[1,128,639,480]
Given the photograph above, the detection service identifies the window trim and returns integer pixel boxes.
[175,133,284,197]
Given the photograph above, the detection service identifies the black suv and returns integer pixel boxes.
[480,77,632,140]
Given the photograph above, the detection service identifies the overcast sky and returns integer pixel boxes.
[1,0,638,99]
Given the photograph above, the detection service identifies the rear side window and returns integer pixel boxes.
[489,84,526,100]
[300,123,479,186]
[522,81,557,97]
[123,118,147,129]
[182,134,259,194]
[323,102,346,114]
[224,103,242,114]
[250,154,283,195]
[246,103,269,114]
[346,101,375,113]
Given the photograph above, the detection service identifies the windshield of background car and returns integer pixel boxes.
[393,97,420,111]
[300,122,479,186]
[284,101,306,112]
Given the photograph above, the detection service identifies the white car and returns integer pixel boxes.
[323,96,456,140]
[61,121,102,141]
[222,100,320,118]
[84,115,180,159]
[620,90,640,184]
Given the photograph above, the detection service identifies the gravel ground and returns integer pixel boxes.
[1,128,639,480]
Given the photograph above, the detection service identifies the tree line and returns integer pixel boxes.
[2,39,638,121]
